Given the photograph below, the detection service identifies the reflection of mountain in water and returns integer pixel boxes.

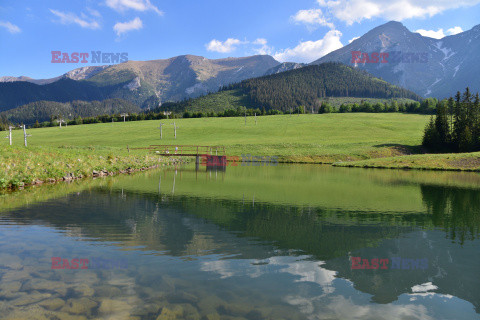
[2,175,479,312]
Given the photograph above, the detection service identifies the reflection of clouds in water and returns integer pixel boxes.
[411,282,438,293]
[409,292,454,301]
[284,295,434,320]
[201,255,336,289]
[269,257,336,290]
[201,256,476,320]
[200,260,236,279]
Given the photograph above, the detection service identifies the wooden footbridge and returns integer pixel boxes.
[129,145,227,167]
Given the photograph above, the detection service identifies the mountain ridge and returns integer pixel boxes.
[312,21,480,98]
[0,55,280,112]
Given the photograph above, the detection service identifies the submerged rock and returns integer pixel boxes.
[10,291,52,306]
[95,285,123,297]
[197,295,226,315]
[73,283,95,297]
[61,297,98,315]
[38,298,66,310]
[0,280,22,292]
[2,304,52,320]
[0,253,23,270]
[156,305,184,320]
[205,313,221,320]
[49,311,88,320]
[21,278,68,296]
[98,298,132,314]
[131,302,162,316]
[1,269,31,282]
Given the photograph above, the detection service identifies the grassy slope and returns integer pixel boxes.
[2,113,480,190]
[5,113,428,162]
[0,144,181,189]
[334,152,480,171]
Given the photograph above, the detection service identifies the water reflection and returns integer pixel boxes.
[0,164,479,319]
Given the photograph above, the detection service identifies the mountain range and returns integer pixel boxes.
[314,21,480,98]
[1,21,479,115]
[0,55,279,112]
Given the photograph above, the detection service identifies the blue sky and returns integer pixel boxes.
[1,0,479,79]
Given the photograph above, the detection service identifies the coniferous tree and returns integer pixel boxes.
[435,102,450,148]
[423,117,440,149]
[423,88,480,153]
[447,97,455,137]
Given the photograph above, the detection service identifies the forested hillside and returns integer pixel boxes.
[229,63,421,111]
[0,99,140,124]
[167,63,421,113]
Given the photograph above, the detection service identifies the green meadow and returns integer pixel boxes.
[2,113,480,190]
[4,113,429,161]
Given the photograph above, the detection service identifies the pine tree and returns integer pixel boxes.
[473,93,480,148]
[423,88,480,153]
[423,117,440,149]
[447,97,455,136]
[435,103,450,148]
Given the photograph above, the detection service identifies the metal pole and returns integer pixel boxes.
[9,127,12,146]
[174,121,176,139]
[158,123,163,139]
[23,125,27,147]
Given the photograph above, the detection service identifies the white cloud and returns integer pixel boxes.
[87,8,102,18]
[348,36,360,43]
[273,30,343,63]
[204,37,271,55]
[0,21,21,34]
[253,38,273,55]
[253,38,267,45]
[106,0,163,15]
[415,26,464,39]
[206,38,243,53]
[416,28,446,39]
[316,0,480,25]
[446,26,463,35]
[50,9,100,29]
[292,8,334,29]
[113,17,143,36]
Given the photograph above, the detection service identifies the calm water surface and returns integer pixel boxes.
[0,164,479,320]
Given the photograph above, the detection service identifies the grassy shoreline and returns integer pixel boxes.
[0,145,185,190]
[2,144,478,193]
[333,152,480,171]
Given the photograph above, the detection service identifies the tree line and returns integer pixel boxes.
[0,97,448,131]
[222,63,422,112]
[0,99,141,125]
[423,88,480,152]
